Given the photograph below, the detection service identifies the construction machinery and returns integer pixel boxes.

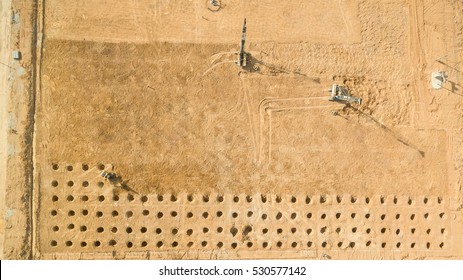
[236,18,248,67]
[328,84,362,105]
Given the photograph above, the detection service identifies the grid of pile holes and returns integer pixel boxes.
[44,164,448,252]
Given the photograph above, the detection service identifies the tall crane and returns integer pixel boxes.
[237,18,248,67]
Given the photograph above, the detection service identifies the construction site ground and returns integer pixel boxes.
[1,0,463,259]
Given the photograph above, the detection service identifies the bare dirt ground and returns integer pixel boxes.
[2,0,463,259]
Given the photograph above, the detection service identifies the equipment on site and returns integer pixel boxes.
[101,170,117,181]
[328,84,362,105]
[210,0,220,7]
[236,18,248,67]
[431,71,447,89]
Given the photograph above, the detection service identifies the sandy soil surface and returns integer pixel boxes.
[2,0,463,259]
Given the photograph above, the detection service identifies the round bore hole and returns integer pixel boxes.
[439,242,444,248]
[217,227,223,233]
[67,224,75,230]
[291,228,296,234]
[94,241,101,247]
[246,195,252,202]
[126,211,133,218]
[111,227,118,233]
[65,241,73,247]
[351,196,357,203]
[441,228,445,234]
[351,213,356,219]
[338,242,343,247]
[380,196,385,204]
[203,227,209,233]
[261,195,267,203]
[157,212,163,218]
[424,213,429,219]
[439,212,445,219]
[276,196,282,203]
[306,196,311,204]
[80,226,87,232]
[263,242,268,248]
[186,229,192,236]
[172,241,178,247]
[187,194,194,202]
[82,181,89,187]
[141,241,148,247]
[426,229,431,234]
[291,213,297,219]
[335,227,341,234]
[365,197,370,204]
[352,227,357,233]
[97,164,105,170]
[381,214,386,220]
[230,227,238,236]
[126,227,133,234]
[306,228,312,235]
[231,243,237,249]
[411,228,416,234]
[51,180,58,187]
[109,240,116,246]
[411,243,415,248]
[410,214,415,220]
[217,211,223,217]
[423,197,428,204]
[291,242,297,248]
[98,195,105,202]
[112,210,118,217]
[396,214,400,219]
[96,211,103,217]
[81,242,87,247]
[438,197,443,204]
[67,195,74,202]
[335,213,341,219]
[217,195,223,203]
[202,212,209,218]
[52,195,58,202]
[320,227,327,234]
[170,194,177,202]
[82,164,89,171]
[321,213,326,219]
[396,242,401,248]
[277,228,283,234]
[141,196,148,203]
[262,228,268,234]
[68,210,75,216]
[336,195,342,203]
[172,228,178,235]
[201,241,207,247]
[307,213,312,219]
[217,242,224,248]
[322,242,327,248]
[232,212,238,218]
[291,196,297,203]
[320,195,326,204]
[81,209,88,216]
[202,195,209,202]
[396,229,401,235]
[233,196,239,203]
[349,242,355,248]
[112,195,119,202]
[51,240,58,247]
[247,211,253,217]
[307,241,313,248]
[157,195,163,202]
[381,228,386,234]
[187,212,193,218]
[52,164,59,170]
[366,228,371,234]
[156,228,163,234]
[97,182,104,188]
[66,165,73,171]
[52,226,59,232]
[141,227,147,233]
[275,212,282,220]
[97,227,104,233]
[247,242,253,248]
[262,213,268,220]
[277,241,283,247]
[366,241,371,247]
[142,210,150,216]
[427,242,431,249]
[187,242,193,248]
[393,197,398,204]
[81,195,89,202]
[127,242,133,248]
[156,241,163,248]
[365,213,370,219]
[67,181,74,187]
[171,211,178,217]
